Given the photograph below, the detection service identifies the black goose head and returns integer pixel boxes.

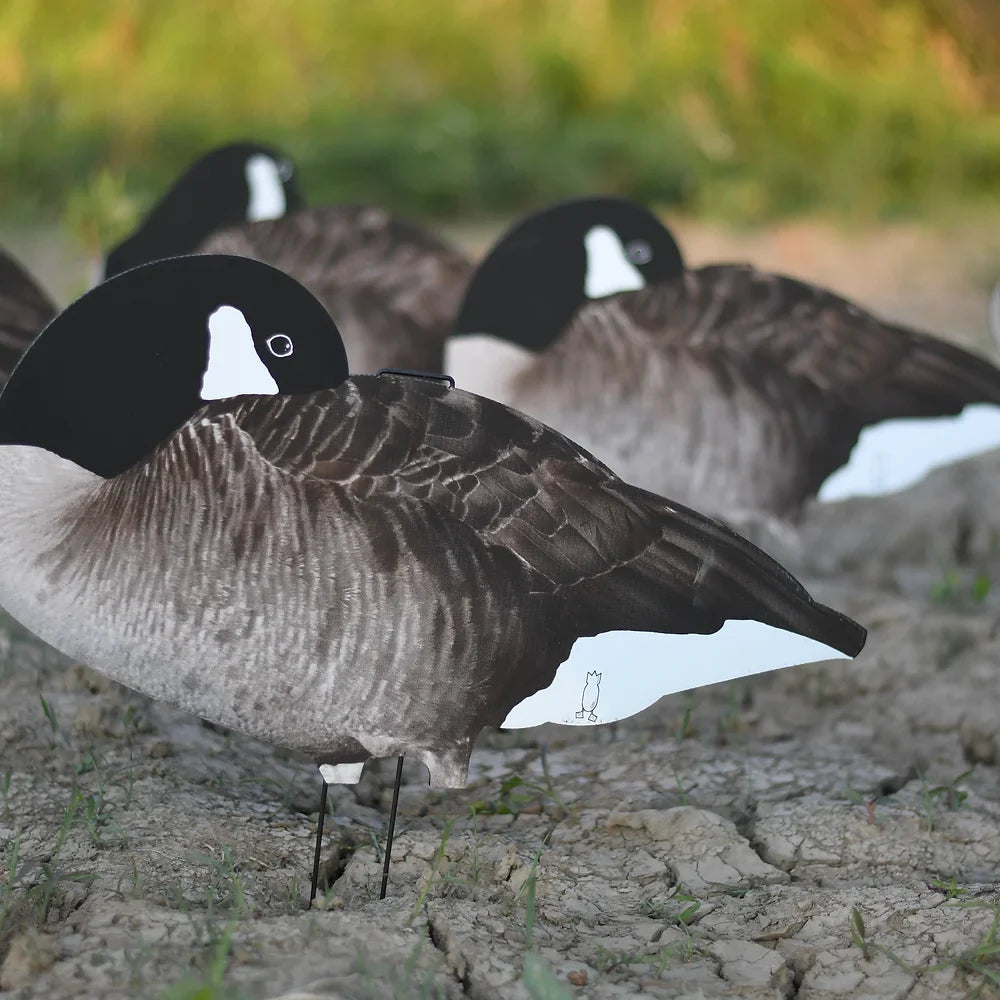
[454,196,685,351]
[104,142,304,279]
[0,255,348,478]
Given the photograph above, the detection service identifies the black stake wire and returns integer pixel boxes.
[379,755,405,899]
[309,780,329,903]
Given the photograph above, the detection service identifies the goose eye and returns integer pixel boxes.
[266,334,294,358]
[625,239,653,265]
[277,159,294,182]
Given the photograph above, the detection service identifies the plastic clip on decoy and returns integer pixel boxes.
[376,367,455,388]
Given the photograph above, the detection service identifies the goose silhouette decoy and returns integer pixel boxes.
[449,197,1000,520]
[0,254,865,894]
[104,142,304,279]
[105,143,472,374]
[0,246,56,385]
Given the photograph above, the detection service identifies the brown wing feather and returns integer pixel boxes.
[208,376,865,655]
[621,263,1000,420]
[607,264,1000,501]
[0,248,57,385]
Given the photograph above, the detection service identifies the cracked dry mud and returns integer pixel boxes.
[2,457,1000,999]
[1,225,1000,999]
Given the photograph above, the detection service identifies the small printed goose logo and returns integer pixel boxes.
[575,670,602,722]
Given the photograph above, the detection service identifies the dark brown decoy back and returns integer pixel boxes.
[0,247,57,385]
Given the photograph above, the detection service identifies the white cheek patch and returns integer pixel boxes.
[244,155,287,222]
[501,620,847,729]
[584,225,646,299]
[818,404,1000,502]
[200,306,279,400]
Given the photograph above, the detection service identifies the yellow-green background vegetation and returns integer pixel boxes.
[2,0,999,232]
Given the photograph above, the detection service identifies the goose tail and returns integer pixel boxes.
[579,489,867,658]
[503,491,865,730]
[818,322,1000,502]
[876,327,1000,418]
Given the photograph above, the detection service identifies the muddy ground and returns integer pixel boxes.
[0,221,999,999]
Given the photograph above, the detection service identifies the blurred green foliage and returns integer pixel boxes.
[1,0,998,226]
